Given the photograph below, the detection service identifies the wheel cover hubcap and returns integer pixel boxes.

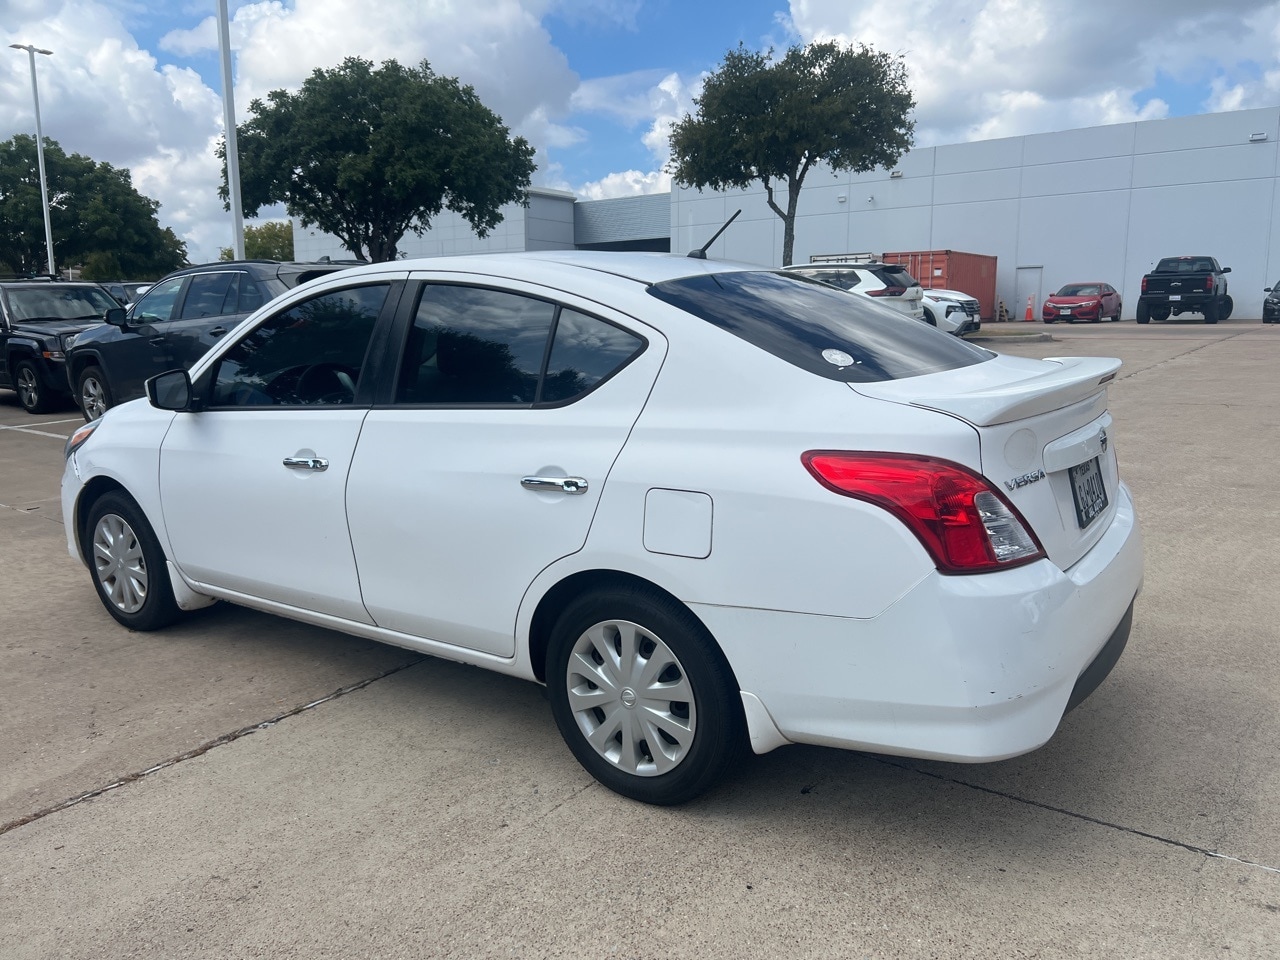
[566,619,696,777]
[92,513,148,613]
[17,368,37,407]
[81,378,106,419]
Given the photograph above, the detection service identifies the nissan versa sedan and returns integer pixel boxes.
[62,252,1143,805]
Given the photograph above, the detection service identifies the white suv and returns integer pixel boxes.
[921,289,982,336]
[784,262,924,321]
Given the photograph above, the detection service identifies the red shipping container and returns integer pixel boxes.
[880,250,998,320]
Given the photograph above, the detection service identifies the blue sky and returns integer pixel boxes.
[3,1,1279,262]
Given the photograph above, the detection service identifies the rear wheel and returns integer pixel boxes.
[85,492,182,631]
[1150,304,1171,322]
[1204,300,1219,324]
[77,365,113,421]
[14,359,55,413]
[1135,303,1150,325]
[546,586,743,805]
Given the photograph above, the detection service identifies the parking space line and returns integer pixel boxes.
[0,424,72,439]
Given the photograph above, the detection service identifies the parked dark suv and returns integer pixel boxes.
[66,260,359,419]
[1,278,125,414]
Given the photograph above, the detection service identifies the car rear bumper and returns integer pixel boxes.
[694,482,1143,762]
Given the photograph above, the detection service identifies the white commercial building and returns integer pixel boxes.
[294,105,1280,319]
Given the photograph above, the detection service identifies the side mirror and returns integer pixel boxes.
[147,369,194,411]
[1222,266,1232,274]
[105,306,127,327]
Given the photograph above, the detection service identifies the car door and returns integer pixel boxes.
[164,271,268,370]
[345,277,664,657]
[158,278,404,621]
[108,275,188,398]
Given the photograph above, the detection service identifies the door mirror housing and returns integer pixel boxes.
[147,369,195,411]
[105,306,127,327]
[1222,266,1232,274]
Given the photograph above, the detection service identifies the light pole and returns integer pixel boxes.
[10,43,56,277]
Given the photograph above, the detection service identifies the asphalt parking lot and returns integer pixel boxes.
[3,317,1279,959]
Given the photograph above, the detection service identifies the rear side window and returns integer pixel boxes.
[179,273,234,319]
[395,285,644,406]
[647,271,990,383]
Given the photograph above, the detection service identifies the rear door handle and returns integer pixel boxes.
[209,326,227,338]
[283,457,329,472]
[149,336,165,346]
[521,475,588,495]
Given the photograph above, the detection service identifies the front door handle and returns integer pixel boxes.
[149,336,166,346]
[283,457,329,472]
[521,475,588,495]
[209,326,227,338]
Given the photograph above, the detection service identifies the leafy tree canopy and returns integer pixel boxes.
[0,134,188,279]
[668,41,915,266]
[220,220,295,261]
[221,56,537,263]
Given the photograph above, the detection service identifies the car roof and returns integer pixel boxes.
[329,251,768,288]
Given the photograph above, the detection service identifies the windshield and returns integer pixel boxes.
[6,286,119,321]
[1056,284,1100,297]
[647,270,992,384]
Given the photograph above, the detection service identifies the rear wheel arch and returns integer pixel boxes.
[527,569,739,693]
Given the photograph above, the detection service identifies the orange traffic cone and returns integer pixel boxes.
[1024,296,1034,321]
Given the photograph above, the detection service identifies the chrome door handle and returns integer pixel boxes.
[521,475,588,495]
[283,457,329,472]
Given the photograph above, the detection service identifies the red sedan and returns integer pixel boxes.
[1043,283,1122,323]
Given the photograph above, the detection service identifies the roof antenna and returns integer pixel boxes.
[687,209,741,259]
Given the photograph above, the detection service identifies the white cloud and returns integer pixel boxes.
[578,168,671,199]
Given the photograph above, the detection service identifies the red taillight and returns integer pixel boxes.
[801,452,1046,574]
[1205,275,1213,292]
[866,286,907,297]
[1141,276,1148,294]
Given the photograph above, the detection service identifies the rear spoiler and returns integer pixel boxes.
[853,356,1122,427]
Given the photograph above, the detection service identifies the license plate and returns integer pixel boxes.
[1059,308,1072,315]
[1169,294,1181,301]
[1069,457,1109,529]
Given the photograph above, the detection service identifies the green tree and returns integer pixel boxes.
[668,41,915,266]
[219,220,295,261]
[221,57,536,263]
[0,134,188,278]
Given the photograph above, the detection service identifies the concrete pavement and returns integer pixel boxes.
[2,320,1278,958]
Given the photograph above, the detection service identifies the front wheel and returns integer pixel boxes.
[1222,295,1234,320]
[15,359,55,413]
[546,587,744,805]
[77,365,113,421]
[85,492,182,631]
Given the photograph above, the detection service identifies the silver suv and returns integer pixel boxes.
[784,261,925,320]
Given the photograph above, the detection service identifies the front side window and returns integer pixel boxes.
[209,284,389,407]
[395,285,645,406]
[130,277,185,323]
[648,270,991,384]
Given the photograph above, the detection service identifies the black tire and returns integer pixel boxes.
[546,586,744,805]
[1222,295,1234,321]
[77,365,113,421]
[1113,301,1123,321]
[1135,303,1150,324]
[923,308,938,327]
[14,359,55,413]
[1150,304,1171,322]
[84,491,182,631]
[1204,300,1219,325]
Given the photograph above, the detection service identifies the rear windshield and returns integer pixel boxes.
[866,264,918,287]
[1154,258,1216,273]
[646,271,992,383]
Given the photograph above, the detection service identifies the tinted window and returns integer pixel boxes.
[179,272,235,319]
[236,276,266,314]
[647,271,991,383]
[541,309,644,403]
[396,286,555,405]
[210,284,388,407]
[867,265,918,288]
[786,266,863,291]
[131,277,185,322]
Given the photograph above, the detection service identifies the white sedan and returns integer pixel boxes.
[62,252,1143,805]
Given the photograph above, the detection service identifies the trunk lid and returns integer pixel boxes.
[852,355,1123,570]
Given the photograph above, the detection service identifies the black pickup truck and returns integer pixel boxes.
[1136,256,1232,324]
